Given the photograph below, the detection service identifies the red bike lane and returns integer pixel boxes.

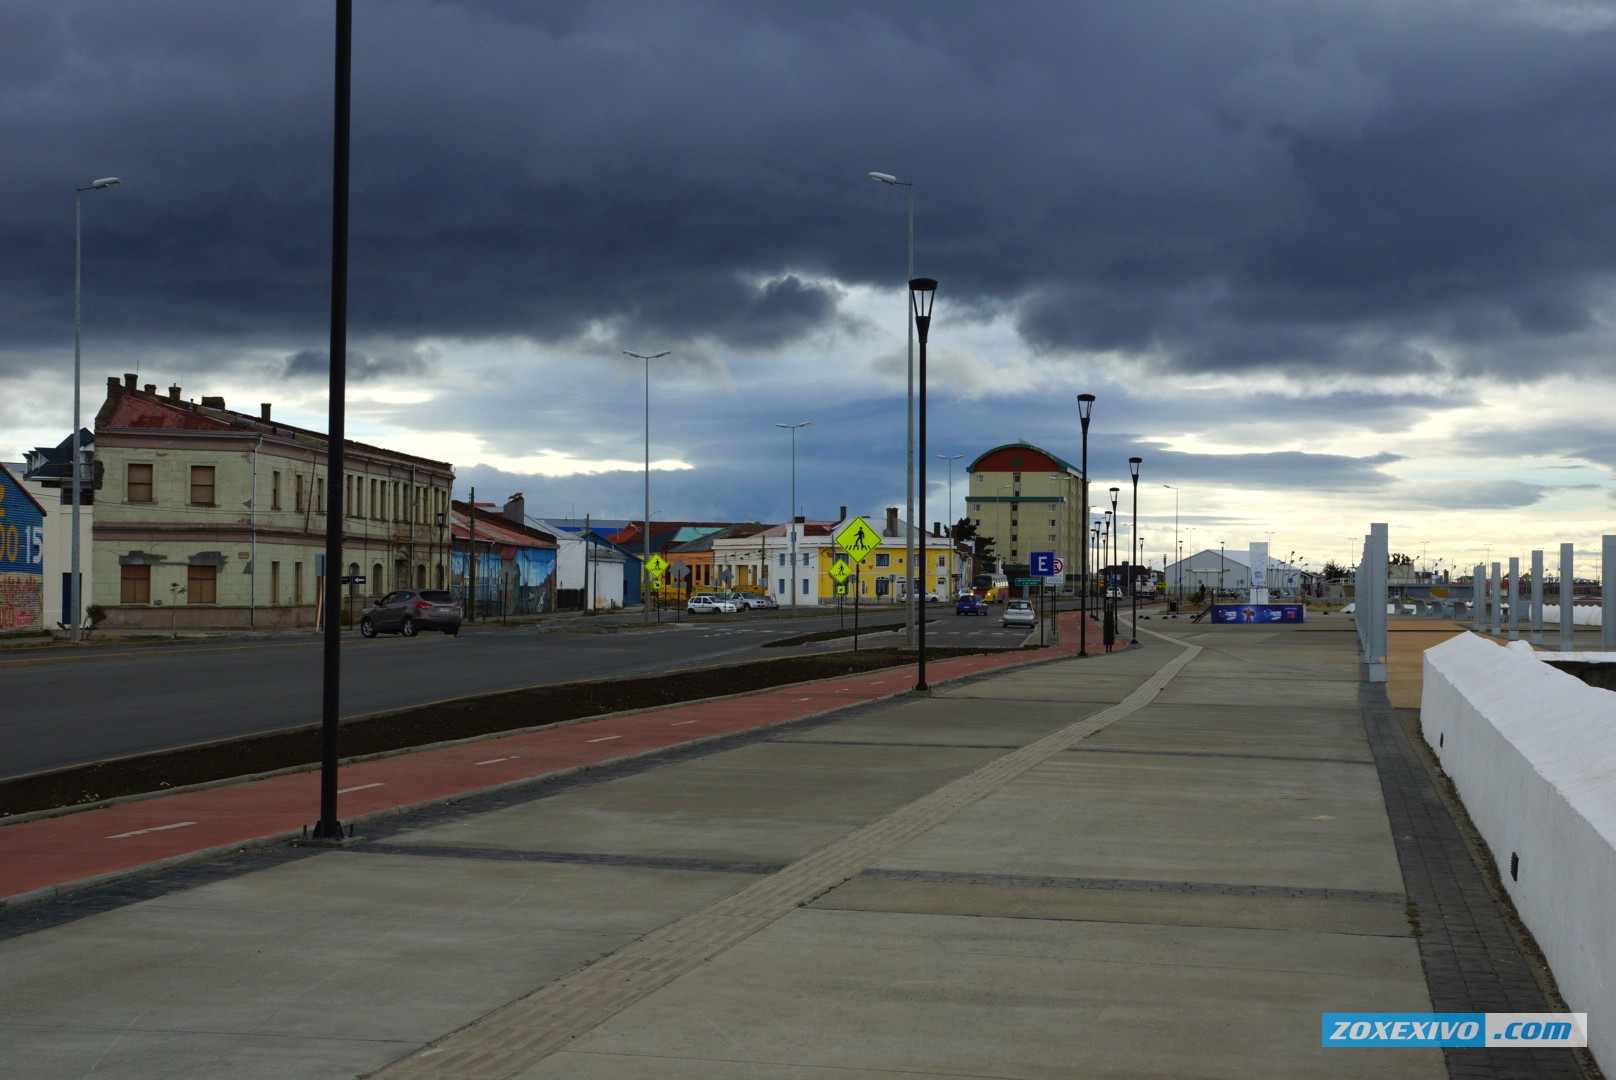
[0,613,1121,907]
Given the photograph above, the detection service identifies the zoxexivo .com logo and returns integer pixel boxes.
[1322,1013,1587,1048]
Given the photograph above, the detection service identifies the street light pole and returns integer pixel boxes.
[937,452,963,596]
[625,349,669,626]
[1076,394,1094,657]
[869,171,917,646]
[1163,484,1179,605]
[908,277,937,692]
[777,421,811,608]
[1129,457,1142,644]
[71,176,121,643]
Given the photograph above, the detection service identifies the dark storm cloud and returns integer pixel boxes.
[5,1,1616,384]
[282,347,437,383]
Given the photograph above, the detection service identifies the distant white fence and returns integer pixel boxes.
[1421,633,1616,1073]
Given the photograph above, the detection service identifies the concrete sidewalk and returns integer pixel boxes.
[0,617,1562,1078]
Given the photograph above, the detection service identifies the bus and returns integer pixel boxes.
[971,572,1010,603]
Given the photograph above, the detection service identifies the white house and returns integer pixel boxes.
[529,519,626,611]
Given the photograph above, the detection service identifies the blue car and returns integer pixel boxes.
[955,595,988,616]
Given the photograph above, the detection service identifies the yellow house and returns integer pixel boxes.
[812,508,958,603]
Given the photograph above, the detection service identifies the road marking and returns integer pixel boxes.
[586,735,621,743]
[338,782,385,794]
[474,757,514,766]
[106,821,196,840]
[670,719,699,726]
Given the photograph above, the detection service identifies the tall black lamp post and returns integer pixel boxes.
[1128,456,1142,644]
[1107,488,1119,648]
[1076,394,1094,656]
[909,277,937,692]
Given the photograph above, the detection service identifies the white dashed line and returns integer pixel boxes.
[474,757,514,766]
[338,782,385,794]
[106,821,196,840]
[586,735,622,743]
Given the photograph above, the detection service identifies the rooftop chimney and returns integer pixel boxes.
[503,493,526,523]
[107,376,120,393]
[143,384,156,394]
[123,373,137,390]
[885,507,899,536]
[168,385,182,402]
[260,403,272,421]
[839,505,847,521]
[201,396,225,409]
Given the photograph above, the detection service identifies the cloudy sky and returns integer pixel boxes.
[7,0,1616,577]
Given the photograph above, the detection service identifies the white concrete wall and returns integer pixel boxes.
[1421,633,1616,1072]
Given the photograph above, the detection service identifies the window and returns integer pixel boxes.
[270,561,280,603]
[120,564,151,603]
[1013,472,1022,483]
[1048,504,1057,512]
[187,564,217,604]
[295,474,305,513]
[1049,519,1057,528]
[294,561,303,604]
[777,553,786,567]
[802,553,810,566]
[190,465,215,505]
[875,553,891,568]
[972,503,980,512]
[801,579,809,594]
[271,470,282,510]
[127,463,153,503]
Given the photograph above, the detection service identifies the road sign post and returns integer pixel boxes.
[836,517,880,651]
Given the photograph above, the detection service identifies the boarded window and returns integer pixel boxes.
[127,463,153,503]
[120,564,151,604]
[187,564,217,604]
[190,465,215,505]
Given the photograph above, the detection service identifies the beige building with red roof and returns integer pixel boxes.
[90,373,454,631]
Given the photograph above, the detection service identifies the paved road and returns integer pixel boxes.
[1,606,1037,780]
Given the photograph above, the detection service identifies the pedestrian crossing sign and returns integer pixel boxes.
[644,553,668,578]
[827,559,852,584]
[835,516,880,562]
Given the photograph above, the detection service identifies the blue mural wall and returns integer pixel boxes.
[0,466,46,630]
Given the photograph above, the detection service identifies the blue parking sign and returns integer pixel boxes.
[1029,551,1055,576]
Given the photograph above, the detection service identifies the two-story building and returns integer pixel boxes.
[88,374,454,631]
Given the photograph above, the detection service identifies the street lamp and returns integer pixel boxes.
[1128,457,1142,644]
[1076,393,1095,657]
[624,349,670,627]
[777,421,811,609]
[1162,484,1179,604]
[909,276,937,692]
[937,452,964,595]
[70,176,121,643]
[869,170,917,648]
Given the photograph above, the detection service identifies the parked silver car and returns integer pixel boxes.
[687,593,739,614]
[1002,599,1036,628]
[360,589,462,637]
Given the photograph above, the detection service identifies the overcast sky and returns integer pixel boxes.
[7,0,1616,576]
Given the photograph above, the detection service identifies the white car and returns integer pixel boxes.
[1002,599,1036,628]
[687,594,738,614]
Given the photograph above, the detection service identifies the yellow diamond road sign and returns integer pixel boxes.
[644,553,668,578]
[835,516,881,562]
[827,559,852,584]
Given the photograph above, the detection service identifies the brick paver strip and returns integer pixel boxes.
[371,642,1203,1078]
[1359,682,1592,1080]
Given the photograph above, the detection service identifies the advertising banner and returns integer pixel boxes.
[1209,603,1305,624]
